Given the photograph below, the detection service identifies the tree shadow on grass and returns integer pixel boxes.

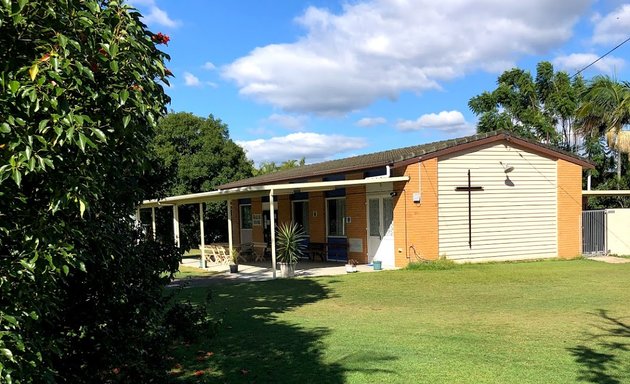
[568,309,630,384]
[170,278,396,383]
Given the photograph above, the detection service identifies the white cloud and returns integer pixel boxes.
[131,0,181,28]
[183,72,201,87]
[592,4,630,44]
[263,113,308,130]
[396,110,474,134]
[237,132,367,164]
[202,61,216,70]
[223,0,589,114]
[356,117,387,127]
[553,53,625,74]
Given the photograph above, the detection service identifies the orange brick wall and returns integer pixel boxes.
[251,198,264,243]
[230,200,241,244]
[557,160,583,258]
[309,190,326,243]
[278,195,291,225]
[393,158,439,266]
[345,173,367,263]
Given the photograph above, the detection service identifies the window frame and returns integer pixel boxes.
[325,197,346,238]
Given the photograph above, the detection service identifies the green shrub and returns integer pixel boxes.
[165,298,222,342]
[0,0,177,382]
[405,257,459,271]
[276,222,307,264]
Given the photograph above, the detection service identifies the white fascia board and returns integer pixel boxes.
[582,190,630,196]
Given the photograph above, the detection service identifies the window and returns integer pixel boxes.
[369,199,380,236]
[327,198,346,237]
[292,201,309,234]
[240,204,252,229]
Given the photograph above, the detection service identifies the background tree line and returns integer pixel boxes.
[469,61,630,208]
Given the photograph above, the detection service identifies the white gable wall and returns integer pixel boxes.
[437,142,557,261]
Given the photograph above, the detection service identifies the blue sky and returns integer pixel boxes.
[130,0,630,165]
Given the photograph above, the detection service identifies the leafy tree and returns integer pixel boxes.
[150,112,254,248]
[469,62,630,208]
[254,157,306,176]
[469,61,583,148]
[0,1,181,382]
[576,76,630,182]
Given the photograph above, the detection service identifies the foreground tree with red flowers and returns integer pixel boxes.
[0,1,183,382]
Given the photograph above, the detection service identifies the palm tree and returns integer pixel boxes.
[577,76,630,183]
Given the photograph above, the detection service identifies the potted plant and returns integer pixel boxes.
[276,222,307,278]
[229,248,239,273]
[345,259,358,273]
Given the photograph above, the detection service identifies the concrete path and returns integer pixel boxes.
[589,255,630,264]
[172,258,384,286]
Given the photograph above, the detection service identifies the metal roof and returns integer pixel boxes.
[219,131,594,189]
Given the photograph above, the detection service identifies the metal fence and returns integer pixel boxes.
[582,210,607,255]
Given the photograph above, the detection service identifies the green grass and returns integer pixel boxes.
[183,248,202,257]
[167,259,630,383]
[173,265,217,280]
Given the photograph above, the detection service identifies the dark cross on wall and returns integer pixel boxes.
[454,169,484,249]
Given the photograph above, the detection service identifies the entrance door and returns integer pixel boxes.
[367,196,394,267]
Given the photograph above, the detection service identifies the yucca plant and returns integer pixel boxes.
[276,222,307,264]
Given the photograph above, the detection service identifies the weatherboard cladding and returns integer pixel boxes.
[437,142,558,261]
[218,131,593,189]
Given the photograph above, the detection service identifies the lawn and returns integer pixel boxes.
[168,259,630,383]
[173,265,218,279]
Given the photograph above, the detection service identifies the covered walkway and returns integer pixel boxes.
[138,174,409,278]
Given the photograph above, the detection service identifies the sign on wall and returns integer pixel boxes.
[348,238,363,253]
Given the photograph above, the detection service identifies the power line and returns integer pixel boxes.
[571,34,630,78]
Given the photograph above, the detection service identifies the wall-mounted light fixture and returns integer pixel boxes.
[500,161,514,173]
[500,161,515,186]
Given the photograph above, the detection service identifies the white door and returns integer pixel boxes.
[367,196,395,267]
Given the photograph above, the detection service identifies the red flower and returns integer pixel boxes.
[193,370,205,376]
[152,32,170,45]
